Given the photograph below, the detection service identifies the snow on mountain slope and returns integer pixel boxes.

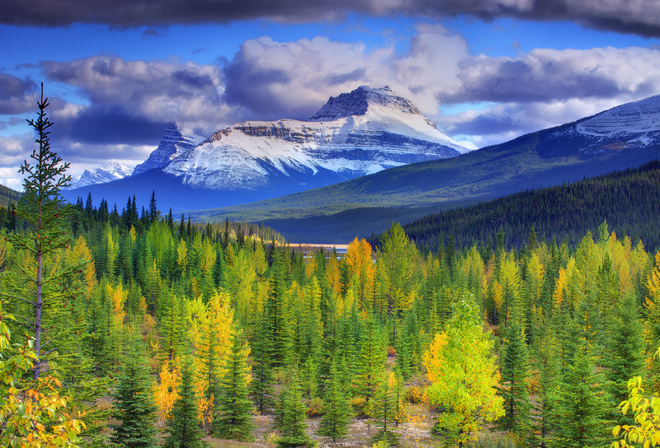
[577,94,660,138]
[539,94,660,156]
[132,123,196,176]
[67,162,133,189]
[164,86,469,189]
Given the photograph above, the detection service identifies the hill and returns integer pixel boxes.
[0,184,20,208]
[401,160,660,253]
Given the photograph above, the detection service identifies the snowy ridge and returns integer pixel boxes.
[576,95,660,140]
[67,162,133,189]
[133,123,196,176]
[163,86,469,189]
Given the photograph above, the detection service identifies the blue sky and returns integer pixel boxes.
[2,0,660,188]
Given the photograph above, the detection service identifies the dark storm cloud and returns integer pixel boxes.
[39,56,229,139]
[2,0,660,37]
[0,73,37,114]
[450,113,525,136]
[65,104,168,145]
[324,68,368,86]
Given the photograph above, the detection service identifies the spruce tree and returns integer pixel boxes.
[163,354,207,448]
[605,293,645,424]
[250,307,275,413]
[0,83,83,380]
[318,361,351,443]
[109,333,158,448]
[551,339,610,448]
[370,371,400,446]
[212,330,255,442]
[275,369,316,448]
[497,308,531,437]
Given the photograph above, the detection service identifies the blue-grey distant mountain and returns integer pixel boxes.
[63,86,470,210]
[66,162,133,190]
[198,94,660,242]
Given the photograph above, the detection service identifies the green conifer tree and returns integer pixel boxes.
[109,333,158,448]
[163,354,207,448]
[275,369,316,448]
[370,371,400,446]
[212,330,255,442]
[551,339,610,448]
[318,361,351,443]
[497,307,531,437]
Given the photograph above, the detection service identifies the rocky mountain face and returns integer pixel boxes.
[65,86,469,210]
[132,123,196,176]
[67,162,133,190]
[162,86,469,190]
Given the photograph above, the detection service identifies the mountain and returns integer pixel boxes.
[132,123,196,176]
[62,86,469,211]
[162,86,467,190]
[402,160,660,253]
[0,184,20,208]
[67,162,133,190]
[196,94,660,242]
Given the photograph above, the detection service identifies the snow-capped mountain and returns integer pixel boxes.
[67,162,133,190]
[536,94,660,157]
[132,123,196,176]
[163,86,468,190]
[574,94,660,148]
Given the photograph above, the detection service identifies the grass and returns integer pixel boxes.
[202,403,522,448]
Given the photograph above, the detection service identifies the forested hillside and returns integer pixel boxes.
[0,183,20,207]
[2,97,660,448]
[403,160,660,254]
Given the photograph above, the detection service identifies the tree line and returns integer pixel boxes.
[403,159,660,254]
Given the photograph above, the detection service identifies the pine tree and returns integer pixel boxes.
[0,83,83,380]
[497,307,531,437]
[275,369,316,448]
[370,371,400,446]
[163,354,207,448]
[212,330,255,442]
[250,306,275,413]
[109,333,158,448]
[530,308,560,448]
[551,339,610,448]
[318,361,351,443]
[605,293,645,420]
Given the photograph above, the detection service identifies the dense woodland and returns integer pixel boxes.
[3,94,660,448]
[403,160,660,254]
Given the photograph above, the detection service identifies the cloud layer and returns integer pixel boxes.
[2,0,660,37]
[4,26,660,186]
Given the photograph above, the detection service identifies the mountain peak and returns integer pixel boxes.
[309,85,423,121]
[133,123,196,176]
[67,162,133,190]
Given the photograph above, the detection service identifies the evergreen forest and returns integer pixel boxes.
[3,91,660,448]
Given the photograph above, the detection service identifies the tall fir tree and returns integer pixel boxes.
[109,332,158,448]
[163,354,207,448]
[370,371,400,446]
[212,330,255,442]
[551,339,610,448]
[275,369,316,448]
[0,83,84,380]
[318,361,351,443]
[496,307,531,437]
